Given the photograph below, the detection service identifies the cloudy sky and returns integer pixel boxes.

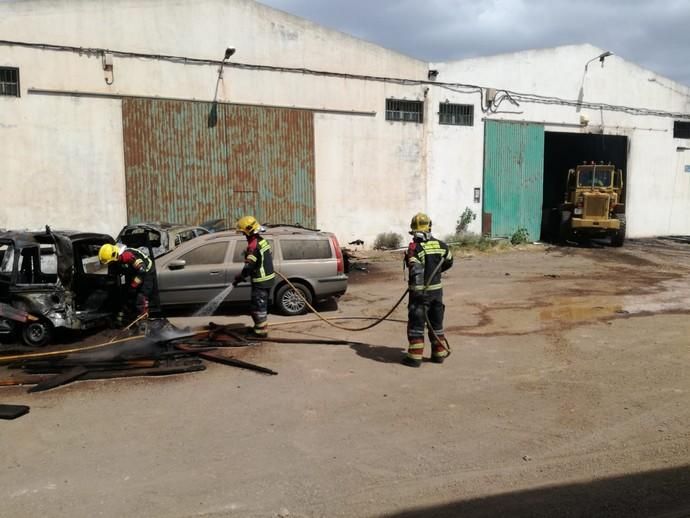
[260,0,690,87]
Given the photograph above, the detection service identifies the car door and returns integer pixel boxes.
[157,240,231,306]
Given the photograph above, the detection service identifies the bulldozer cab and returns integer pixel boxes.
[567,164,623,199]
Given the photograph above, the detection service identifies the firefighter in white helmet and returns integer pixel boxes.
[402,212,454,367]
[233,216,275,337]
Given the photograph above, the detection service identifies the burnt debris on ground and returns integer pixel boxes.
[0,319,283,394]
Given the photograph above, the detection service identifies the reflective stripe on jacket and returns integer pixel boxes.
[118,247,154,288]
[405,237,453,291]
[241,235,275,286]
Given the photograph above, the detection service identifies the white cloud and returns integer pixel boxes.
[259,0,690,86]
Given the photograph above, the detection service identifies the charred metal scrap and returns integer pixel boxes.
[0,319,278,394]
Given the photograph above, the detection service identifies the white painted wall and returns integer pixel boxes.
[0,0,428,243]
[0,84,126,235]
[431,44,690,238]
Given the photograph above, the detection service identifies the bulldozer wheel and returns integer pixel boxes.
[612,215,626,247]
[558,211,572,244]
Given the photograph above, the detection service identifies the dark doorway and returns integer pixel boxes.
[541,132,628,241]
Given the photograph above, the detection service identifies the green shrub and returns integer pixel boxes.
[510,227,530,245]
[374,232,403,250]
[455,207,477,234]
[445,232,501,252]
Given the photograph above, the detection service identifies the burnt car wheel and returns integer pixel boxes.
[275,282,312,316]
[22,320,53,347]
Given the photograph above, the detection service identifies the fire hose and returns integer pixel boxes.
[272,258,452,354]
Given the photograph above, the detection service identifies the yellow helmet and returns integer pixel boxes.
[98,243,119,264]
[410,212,432,233]
[236,215,261,236]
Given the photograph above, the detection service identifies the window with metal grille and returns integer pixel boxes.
[385,99,423,123]
[674,121,690,139]
[0,67,20,97]
[439,103,474,126]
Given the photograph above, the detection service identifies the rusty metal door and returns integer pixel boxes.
[122,99,316,228]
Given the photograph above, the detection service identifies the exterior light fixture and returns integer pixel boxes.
[584,51,613,71]
[428,69,439,81]
[219,46,236,80]
[102,52,114,85]
[210,47,237,128]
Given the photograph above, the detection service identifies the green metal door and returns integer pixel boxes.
[483,120,545,239]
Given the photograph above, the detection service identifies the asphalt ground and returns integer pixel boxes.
[1,238,689,517]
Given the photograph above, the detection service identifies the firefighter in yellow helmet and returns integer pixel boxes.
[233,216,275,337]
[98,242,157,325]
[402,212,454,367]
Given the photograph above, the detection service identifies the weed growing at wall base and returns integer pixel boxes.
[374,232,403,250]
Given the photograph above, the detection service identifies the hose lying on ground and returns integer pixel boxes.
[273,260,452,354]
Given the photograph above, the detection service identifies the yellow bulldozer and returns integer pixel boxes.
[558,162,626,246]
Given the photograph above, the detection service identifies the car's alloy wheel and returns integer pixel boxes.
[276,282,312,316]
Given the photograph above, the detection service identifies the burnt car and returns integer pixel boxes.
[0,228,120,346]
[116,222,216,258]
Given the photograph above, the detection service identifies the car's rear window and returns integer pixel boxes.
[280,239,332,260]
[179,242,228,265]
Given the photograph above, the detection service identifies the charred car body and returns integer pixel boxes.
[0,228,120,346]
[116,221,223,259]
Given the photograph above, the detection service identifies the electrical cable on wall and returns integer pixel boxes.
[1,38,689,120]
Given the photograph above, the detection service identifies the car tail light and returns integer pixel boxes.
[330,235,344,274]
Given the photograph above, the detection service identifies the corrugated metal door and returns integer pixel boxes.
[483,120,545,239]
[122,99,315,228]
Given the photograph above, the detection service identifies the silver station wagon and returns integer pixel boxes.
[156,225,348,315]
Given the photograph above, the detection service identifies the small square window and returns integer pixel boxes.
[0,67,20,97]
[674,121,690,139]
[439,103,473,126]
[386,99,423,123]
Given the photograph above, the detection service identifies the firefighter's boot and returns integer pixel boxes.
[431,337,450,364]
[402,339,424,367]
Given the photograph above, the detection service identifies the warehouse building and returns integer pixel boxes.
[1,0,689,245]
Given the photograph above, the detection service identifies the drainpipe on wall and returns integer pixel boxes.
[421,86,431,215]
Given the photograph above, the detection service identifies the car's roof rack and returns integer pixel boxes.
[262,223,321,232]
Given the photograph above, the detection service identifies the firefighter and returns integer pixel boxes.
[98,243,157,325]
[233,216,275,337]
[402,212,454,367]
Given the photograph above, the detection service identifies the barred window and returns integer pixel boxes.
[0,67,20,97]
[674,121,690,139]
[386,99,423,123]
[439,103,473,126]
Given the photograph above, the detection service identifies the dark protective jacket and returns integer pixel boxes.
[117,247,154,289]
[405,235,453,292]
[240,235,275,287]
